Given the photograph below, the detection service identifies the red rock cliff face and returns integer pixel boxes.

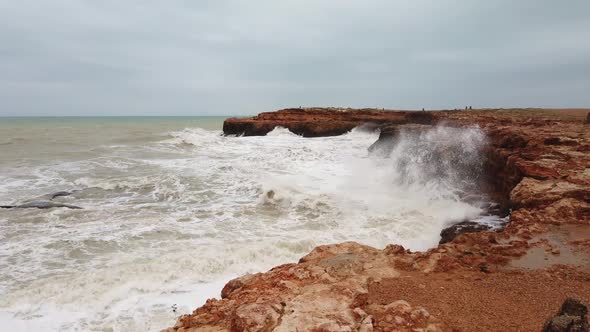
[223,108,435,137]
[166,108,590,332]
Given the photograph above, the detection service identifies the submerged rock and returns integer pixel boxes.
[48,191,73,200]
[1,190,82,209]
[1,200,82,209]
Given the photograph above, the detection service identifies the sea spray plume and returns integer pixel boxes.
[384,125,488,199]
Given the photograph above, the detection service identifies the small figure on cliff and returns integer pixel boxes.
[469,106,472,110]
[422,108,425,111]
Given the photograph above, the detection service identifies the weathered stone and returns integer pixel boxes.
[439,221,492,244]
[221,276,248,299]
[542,298,588,332]
[223,108,438,137]
[510,178,590,208]
[231,303,282,332]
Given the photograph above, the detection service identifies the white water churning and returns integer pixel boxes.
[0,118,502,331]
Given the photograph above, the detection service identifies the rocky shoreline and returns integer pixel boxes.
[165,108,589,332]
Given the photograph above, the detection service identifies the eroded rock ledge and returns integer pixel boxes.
[223,107,434,137]
[167,108,590,332]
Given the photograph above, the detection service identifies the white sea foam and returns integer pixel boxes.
[0,121,501,331]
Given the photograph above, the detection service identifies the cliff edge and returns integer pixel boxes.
[165,108,590,332]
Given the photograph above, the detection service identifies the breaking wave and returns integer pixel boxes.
[0,122,501,331]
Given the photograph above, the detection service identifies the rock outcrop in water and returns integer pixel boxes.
[166,108,590,332]
[1,191,81,209]
[439,221,492,245]
[0,201,82,209]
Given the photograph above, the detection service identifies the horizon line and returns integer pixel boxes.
[1,107,589,118]
[0,115,239,118]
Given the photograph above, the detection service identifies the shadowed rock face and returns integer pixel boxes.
[165,108,590,332]
[543,298,589,332]
[367,123,434,156]
[439,221,492,245]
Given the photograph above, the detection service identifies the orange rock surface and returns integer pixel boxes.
[165,108,590,332]
[223,107,434,137]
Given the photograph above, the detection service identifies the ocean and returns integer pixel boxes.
[0,117,502,331]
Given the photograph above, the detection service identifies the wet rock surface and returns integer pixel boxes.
[0,201,82,209]
[165,108,590,332]
[367,123,433,156]
[439,221,493,245]
[1,190,82,209]
[48,191,73,200]
[543,298,588,332]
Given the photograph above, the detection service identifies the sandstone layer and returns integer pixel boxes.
[223,108,434,137]
[166,108,590,332]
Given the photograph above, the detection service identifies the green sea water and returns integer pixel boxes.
[0,116,227,164]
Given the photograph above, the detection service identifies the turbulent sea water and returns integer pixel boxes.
[0,116,503,331]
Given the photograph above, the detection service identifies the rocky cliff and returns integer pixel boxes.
[222,108,434,137]
[166,108,589,332]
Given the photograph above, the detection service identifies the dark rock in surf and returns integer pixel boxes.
[542,298,588,332]
[368,124,433,156]
[1,201,82,210]
[367,126,398,155]
[49,191,73,200]
[439,221,492,244]
[18,201,82,209]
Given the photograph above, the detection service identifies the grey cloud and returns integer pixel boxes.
[0,0,589,116]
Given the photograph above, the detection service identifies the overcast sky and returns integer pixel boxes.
[1,0,589,116]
